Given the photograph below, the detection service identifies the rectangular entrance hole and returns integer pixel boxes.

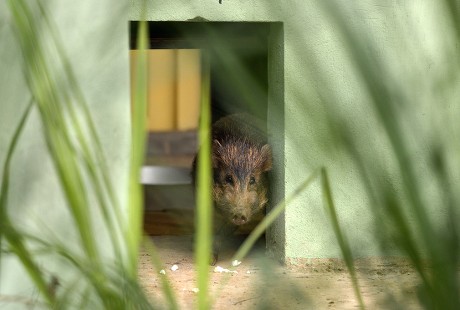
[130,21,283,256]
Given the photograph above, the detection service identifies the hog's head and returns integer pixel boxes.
[212,139,272,226]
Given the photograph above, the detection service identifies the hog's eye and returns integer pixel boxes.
[225,174,234,185]
[249,176,256,185]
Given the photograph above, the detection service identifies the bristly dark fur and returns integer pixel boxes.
[191,113,270,182]
[212,138,271,181]
[211,113,267,149]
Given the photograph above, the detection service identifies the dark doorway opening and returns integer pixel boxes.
[130,21,270,127]
[130,21,273,238]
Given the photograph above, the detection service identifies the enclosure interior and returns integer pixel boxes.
[129,21,271,236]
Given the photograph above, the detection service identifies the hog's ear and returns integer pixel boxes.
[260,144,273,172]
[211,139,222,168]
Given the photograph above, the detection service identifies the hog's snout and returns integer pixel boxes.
[231,214,248,226]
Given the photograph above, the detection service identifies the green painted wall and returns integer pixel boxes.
[131,0,459,263]
[0,3,456,305]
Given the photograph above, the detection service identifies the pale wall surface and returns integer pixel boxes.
[0,5,455,307]
[130,0,458,262]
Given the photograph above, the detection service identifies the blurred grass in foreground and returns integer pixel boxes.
[315,1,460,308]
[2,0,153,308]
[1,0,459,309]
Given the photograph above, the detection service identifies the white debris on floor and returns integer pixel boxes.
[214,266,238,274]
[171,264,179,271]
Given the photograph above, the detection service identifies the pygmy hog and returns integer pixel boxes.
[192,114,272,265]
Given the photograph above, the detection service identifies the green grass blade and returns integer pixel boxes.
[8,0,102,267]
[211,170,320,304]
[195,56,213,310]
[5,0,157,308]
[0,100,54,305]
[320,167,365,310]
[232,170,320,263]
[318,2,460,307]
[143,237,178,310]
[35,2,126,263]
[319,0,437,255]
[126,17,148,277]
